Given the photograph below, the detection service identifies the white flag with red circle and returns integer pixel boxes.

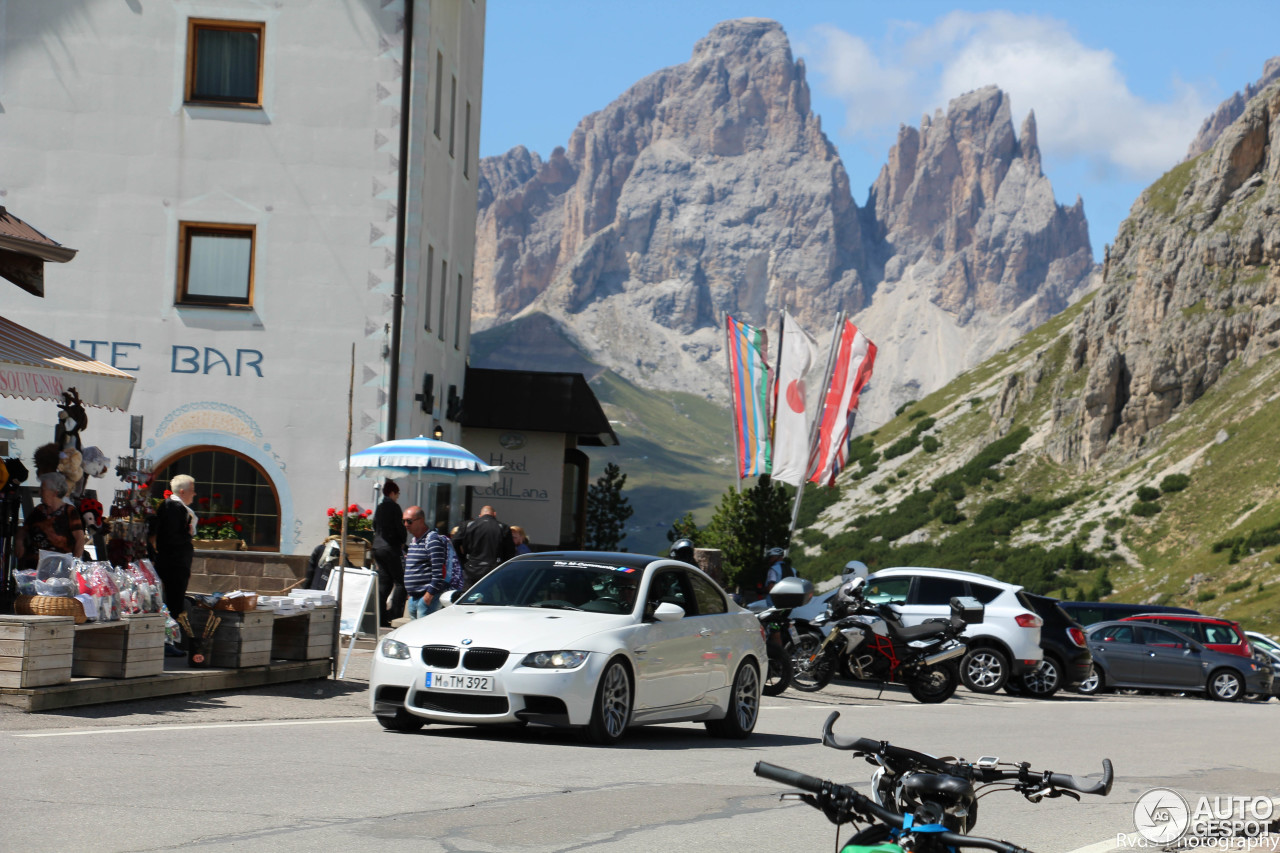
[770,311,818,487]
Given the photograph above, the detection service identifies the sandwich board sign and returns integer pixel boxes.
[324,566,381,677]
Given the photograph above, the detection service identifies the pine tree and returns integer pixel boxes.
[702,475,791,589]
[667,512,700,545]
[584,462,634,551]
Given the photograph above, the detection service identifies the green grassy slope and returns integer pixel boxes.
[791,292,1280,634]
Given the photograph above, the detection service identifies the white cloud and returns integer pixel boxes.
[806,11,1211,181]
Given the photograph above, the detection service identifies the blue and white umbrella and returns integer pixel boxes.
[340,436,502,486]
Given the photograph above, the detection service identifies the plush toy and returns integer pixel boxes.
[58,448,83,485]
[79,497,104,533]
[54,388,87,451]
[81,446,109,478]
[33,442,61,476]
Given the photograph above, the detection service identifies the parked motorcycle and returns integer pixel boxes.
[756,576,814,696]
[754,711,1113,852]
[790,577,982,703]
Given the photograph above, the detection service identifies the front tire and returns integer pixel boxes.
[1020,656,1063,699]
[706,661,760,738]
[585,659,633,745]
[1208,668,1243,701]
[906,663,959,703]
[375,708,426,732]
[762,641,792,696]
[961,646,1011,693]
[790,639,836,692]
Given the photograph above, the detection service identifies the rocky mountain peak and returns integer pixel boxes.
[473,21,1095,414]
[1049,80,1280,468]
[1185,56,1280,160]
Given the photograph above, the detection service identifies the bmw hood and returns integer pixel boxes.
[390,606,633,651]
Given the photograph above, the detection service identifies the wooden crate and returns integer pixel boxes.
[72,614,166,679]
[271,606,335,661]
[186,608,274,668]
[0,615,75,688]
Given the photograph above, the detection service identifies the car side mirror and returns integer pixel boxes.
[653,602,685,622]
[439,589,457,608]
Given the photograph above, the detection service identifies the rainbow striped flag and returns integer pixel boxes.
[726,315,772,479]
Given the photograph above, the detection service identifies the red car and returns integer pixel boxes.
[1121,614,1252,657]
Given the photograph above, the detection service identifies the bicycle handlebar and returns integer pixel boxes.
[821,712,1114,796]
[753,761,1034,853]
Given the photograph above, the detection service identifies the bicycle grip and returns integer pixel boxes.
[754,761,826,795]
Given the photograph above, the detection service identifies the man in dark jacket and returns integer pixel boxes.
[371,480,407,627]
[454,505,515,588]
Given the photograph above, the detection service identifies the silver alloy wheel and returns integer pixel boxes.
[1211,670,1241,700]
[1077,670,1100,694]
[964,650,1006,690]
[734,663,760,730]
[1024,658,1060,694]
[599,662,631,738]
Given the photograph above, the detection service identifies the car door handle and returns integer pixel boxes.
[699,628,712,637]
[1148,652,1156,657]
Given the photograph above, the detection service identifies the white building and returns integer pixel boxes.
[0,0,486,553]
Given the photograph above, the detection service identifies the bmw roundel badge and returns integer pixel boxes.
[460,638,473,645]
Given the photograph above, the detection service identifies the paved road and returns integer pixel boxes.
[2,657,1276,853]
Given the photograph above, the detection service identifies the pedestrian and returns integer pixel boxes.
[454,505,515,588]
[371,479,407,627]
[402,505,445,619]
[16,472,86,568]
[154,474,198,654]
[510,525,532,555]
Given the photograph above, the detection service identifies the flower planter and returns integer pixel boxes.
[193,539,245,551]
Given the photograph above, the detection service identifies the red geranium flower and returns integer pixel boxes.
[213,493,222,499]
[233,523,243,533]
[363,509,372,517]
[199,497,210,505]
[326,507,336,517]
[234,499,243,509]
[348,503,359,513]
[163,490,173,498]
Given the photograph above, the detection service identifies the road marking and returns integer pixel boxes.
[13,717,373,738]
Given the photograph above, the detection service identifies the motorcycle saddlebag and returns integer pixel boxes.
[950,595,984,624]
[769,576,814,609]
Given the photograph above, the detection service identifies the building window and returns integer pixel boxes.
[433,52,444,138]
[185,19,264,107]
[423,244,434,331]
[438,259,448,341]
[455,272,463,349]
[152,447,280,550]
[448,75,457,157]
[463,101,472,178]
[177,222,255,307]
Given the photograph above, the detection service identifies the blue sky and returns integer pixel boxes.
[480,1,1279,261]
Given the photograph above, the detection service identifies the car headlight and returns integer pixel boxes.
[521,650,589,669]
[380,638,411,660]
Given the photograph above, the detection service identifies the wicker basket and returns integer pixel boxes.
[14,594,88,624]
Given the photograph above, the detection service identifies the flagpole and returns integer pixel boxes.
[769,311,785,453]
[723,313,742,493]
[787,311,845,541]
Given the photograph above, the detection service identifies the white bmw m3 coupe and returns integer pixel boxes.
[369,551,766,744]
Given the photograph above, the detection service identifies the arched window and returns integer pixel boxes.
[152,446,280,550]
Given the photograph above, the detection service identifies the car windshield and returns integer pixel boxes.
[456,558,642,615]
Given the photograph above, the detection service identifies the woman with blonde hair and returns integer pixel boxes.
[510,525,532,556]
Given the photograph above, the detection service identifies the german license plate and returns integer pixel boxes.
[424,671,494,692]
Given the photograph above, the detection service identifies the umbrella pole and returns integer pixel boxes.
[334,343,354,679]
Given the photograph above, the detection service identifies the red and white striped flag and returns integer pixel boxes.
[808,320,876,487]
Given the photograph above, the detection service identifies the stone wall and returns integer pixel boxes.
[188,551,312,596]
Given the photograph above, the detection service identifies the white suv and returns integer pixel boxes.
[863,567,1043,693]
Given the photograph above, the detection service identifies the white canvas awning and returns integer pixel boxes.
[0,314,136,410]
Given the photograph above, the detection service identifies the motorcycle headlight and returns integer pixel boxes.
[521,650,589,669]
[380,638,411,660]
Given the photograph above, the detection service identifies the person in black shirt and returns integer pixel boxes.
[454,505,515,588]
[371,479,407,626]
[154,475,197,654]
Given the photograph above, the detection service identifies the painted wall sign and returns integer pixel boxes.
[464,429,565,545]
